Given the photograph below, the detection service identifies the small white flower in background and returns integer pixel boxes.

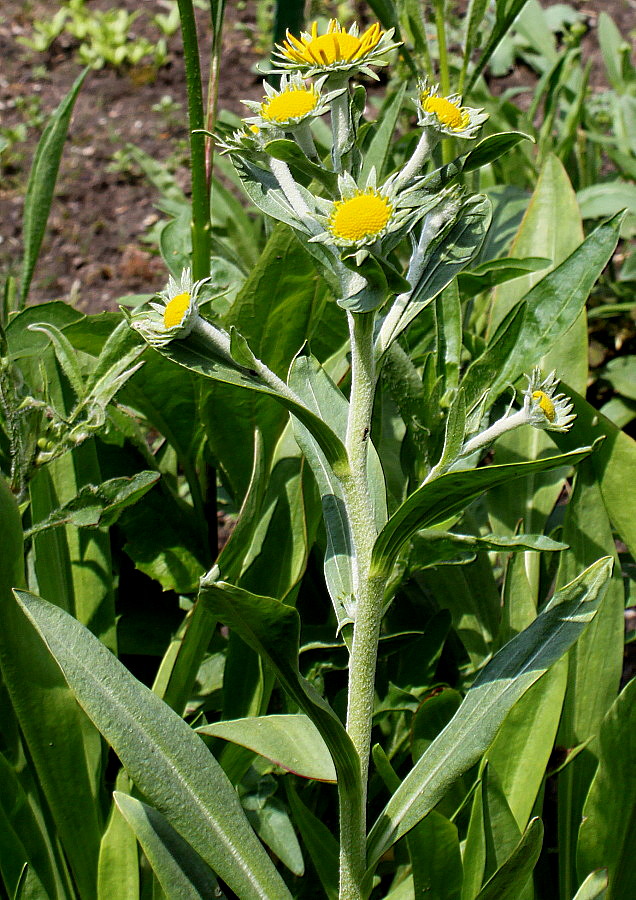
[131,269,210,348]
[242,73,342,130]
[523,368,576,432]
[416,78,488,139]
[272,19,400,79]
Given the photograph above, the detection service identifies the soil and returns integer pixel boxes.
[0,0,634,314]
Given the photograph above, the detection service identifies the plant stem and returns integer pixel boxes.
[433,0,454,166]
[177,0,211,281]
[338,311,386,899]
[329,75,351,174]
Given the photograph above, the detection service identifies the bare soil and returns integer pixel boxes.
[0,0,633,313]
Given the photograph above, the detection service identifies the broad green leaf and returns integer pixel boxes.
[27,323,85,399]
[242,794,304,877]
[198,578,363,851]
[198,714,336,783]
[25,472,159,536]
[421,134,532,196]
[488,212,623,400]
[13,590,292,900]
[486,661,566,830]
[0,753,61,900]
[572,871,608,900]
[370,446,592,579]
[458,256,549,297]
[286,784,339,900]
[366,557,612,868]
[113,793,222,900]
[462,762,531,900]
[553,386,636,559]
[148,329,349,476]
[374,744,462,900]
[473,817,543,900]
[97,773,140,900]
[555,458,624,900]
[435,280,462,396]
[0,579,103,899]
[20,69,88,305]
[577,678,636,900]
[5,302,83,361]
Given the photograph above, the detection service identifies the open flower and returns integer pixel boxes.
[131,269,210,348]
[243,73,330,129]
[273,19,400,79]
[416,79,488,139]
[310,169,433,251]
[523,369,576,432]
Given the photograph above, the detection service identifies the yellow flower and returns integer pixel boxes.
[262,86,319,123]
[416,79,488,139]
[329,189,393,243]
[421,93,470,132]
[131,269,210,348]
[163,291,192,329]
[524,369,575,432]
[273,19,399,78]
[532,390,556,423]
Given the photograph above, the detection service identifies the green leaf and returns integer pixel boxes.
[361,82,407,183]
[488,213,623,400]
[20,69,88,305]
[286,784,339,900]
[25,472,160,536]
[198,578,364,850]
[572,870,608,900]
[27,323,85,399]
[555,457,624,899]
[366,557,612,869]
[13,590,292,900]
[466,1,531,92]
[409,530,566,570]
[198,714,336,783]
[264,138,338,194]
[577,678,636,900]
[370,446,592,580]
[98,773,140,900]
[473,817,543,900]
[152,331,349,477]
[0,580,103,899]
[114,793,222,900]
[553,387,636,559]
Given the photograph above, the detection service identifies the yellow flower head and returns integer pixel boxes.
[131,269,210,348]
[329,189,393,243]
[242,73,341,132]
[273,19,400,78]
[416,79,488,139]
[163,291,192,329]
[310,168,436,252]
[531,390,556,423]
[524,369,575,432]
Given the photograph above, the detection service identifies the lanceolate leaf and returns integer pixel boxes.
[149,332,349,476]
[577,678,636,900]
[366,557,612,869]
[474,817,544,900]
[198,578,363,856]
[370,446,592,579]
[113,793,222,900]
[20,69,88,305]
[13,590,292,900]
[198,715,337,783]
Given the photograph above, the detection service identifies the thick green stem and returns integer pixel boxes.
[177,0,211,281]
[329,75,351,174]
[338,311,386,899]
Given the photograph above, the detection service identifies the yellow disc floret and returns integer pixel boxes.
[163,292,191,329]
[421,93,469,131]
[329,189,393,243]
[282,20,382,66]
[262,88,318,122]
[532,390,556,422]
